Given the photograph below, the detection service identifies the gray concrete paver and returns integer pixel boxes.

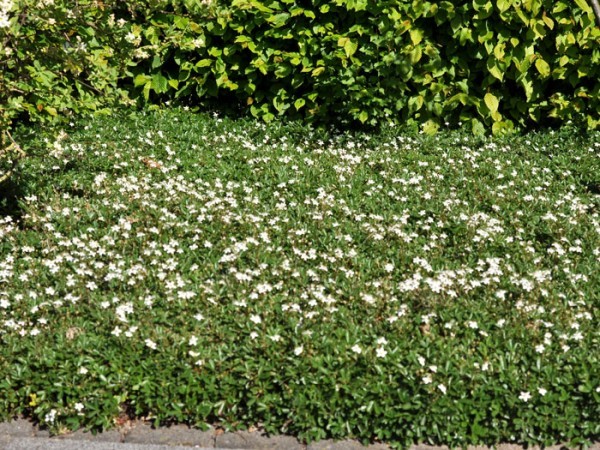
[1,420,600,450]
[57,428,124,443]
[124,422,215,448]
[307,439,390,450]
[0,419,36,438]
[0,435,216,449]
[215,430,305,449]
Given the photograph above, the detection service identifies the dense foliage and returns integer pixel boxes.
[1,111,599,447]
[1,0,599,134]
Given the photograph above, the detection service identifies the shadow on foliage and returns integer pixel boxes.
[0,177,25,227]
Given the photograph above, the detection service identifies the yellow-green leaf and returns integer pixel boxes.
[421,120,439,135]
[574,0,593,14]
[535,58,550,77]
[410,29,423,45]
[488,64,504,81]
[45,106,58,117]
[496,0,511,13]
[312,67,325,77]
[196,59,213,68]
[484,92,499,113]
[344,39,358,58]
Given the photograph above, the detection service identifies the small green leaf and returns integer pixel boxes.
[294,98,306,110]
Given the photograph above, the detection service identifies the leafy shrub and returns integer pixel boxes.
[1,0,599,133]
[0,0,136,130]
[129,0,600,132]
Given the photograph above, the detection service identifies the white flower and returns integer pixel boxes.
[189,335,198,346]
[437,384,447,394]
[351,344,362,354]
[294,346,303,356]
[74,403,85,412]
[145,339,157,350]
[376,347,387,358]
[250,314,261,324]
[519,391,531,402]
[422,375,432,384]
[417,356,426,366]
[44,409,57,424]
[78,367,88,375]
[250,331,258,339]
[384,263,395,273]
[376,337,388,345]
[538,387,547,396]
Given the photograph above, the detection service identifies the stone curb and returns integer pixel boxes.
[1,419,599,450]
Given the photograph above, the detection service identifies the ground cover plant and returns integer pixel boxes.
[0,110,599,448]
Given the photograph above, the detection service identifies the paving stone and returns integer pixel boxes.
[0,419,36,437]
[56,428,123,443]
[216,430,305,449]
[33,427,51,438]
[124,422,215,447]
[307,439,390,450]
[411,445,449,450]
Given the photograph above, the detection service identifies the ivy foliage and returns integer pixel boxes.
[1,0,599,133]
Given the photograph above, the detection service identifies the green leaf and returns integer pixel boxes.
[487,61,504,81]
[134,74,151,87]
[196,59,213,68]
[409,29,423,45]
[492,120,515,134]
[574,0,593,14]
[421,120,439,135]
[311,67,325,77]
[484,92,499,113]
[344,39,358,58]
[151,74,168,93]
[496,0,511,13]
[266,13,290,28]
[294,98,306,110]
[45,106,58,117]
[535,58,551,78]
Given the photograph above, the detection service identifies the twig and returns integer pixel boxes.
[590,0,600,28]
[0,131,26,185]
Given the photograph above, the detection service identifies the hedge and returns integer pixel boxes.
[0,0,599,134]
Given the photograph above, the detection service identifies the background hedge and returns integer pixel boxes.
[1,0,599,133]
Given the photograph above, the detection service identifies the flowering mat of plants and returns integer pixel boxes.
[0,110,599,449]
